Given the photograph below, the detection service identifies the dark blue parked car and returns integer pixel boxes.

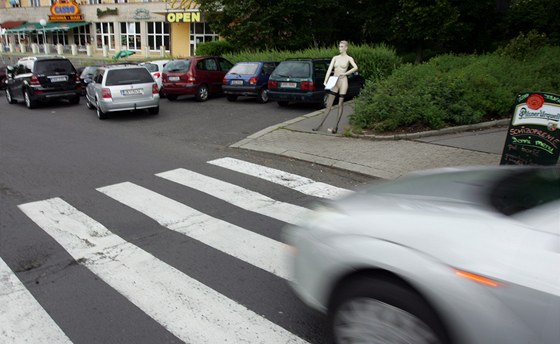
[222,61,279,103]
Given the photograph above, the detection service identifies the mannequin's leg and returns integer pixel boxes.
[312,93,337,131]
[330,96,345,134]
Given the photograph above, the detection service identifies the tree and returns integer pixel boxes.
[197,0,341,51]
[390,0,459,63]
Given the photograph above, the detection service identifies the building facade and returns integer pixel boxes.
[0,0,219,58]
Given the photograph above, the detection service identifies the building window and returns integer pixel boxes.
[96,22,115,50]
[28,0,40,7]
[147,22,169,51]
[73,25,91,48]
[52,31,68,46]
[88,0,101,4]
[120,22,141,51]
[114,0,127,3]
[190,22,219,55]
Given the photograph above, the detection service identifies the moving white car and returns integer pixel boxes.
[284,166,560,344]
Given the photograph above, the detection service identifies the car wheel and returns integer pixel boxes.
[24,90,36,109]
[96,99,108,120]
[277,101,289,107]
[85,96,94,110]
[5,88,17,104]
[69,96,80,105]
[167,94,178,101]
[149,106,159,115]
[226,95,238,102]
[329,277,448,344]
[195,84,209,102]
[257,88,269,103]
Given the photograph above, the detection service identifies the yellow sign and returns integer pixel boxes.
[49,0,84,22]
[166,12,201,23]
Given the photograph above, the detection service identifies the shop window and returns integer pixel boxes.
[28,0,40,7]
[120,22,141,51]
[88,0,101,4]
[52,32,68,46]
[96,22,115,50]
[147,22,169,51]
[189,22,219,55]
[73,25,91,48]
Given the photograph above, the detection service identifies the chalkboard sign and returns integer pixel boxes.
[500,92,560,165]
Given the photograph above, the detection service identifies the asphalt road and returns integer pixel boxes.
[0,92,374,343]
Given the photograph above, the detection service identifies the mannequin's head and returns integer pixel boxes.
[339,40,348,53]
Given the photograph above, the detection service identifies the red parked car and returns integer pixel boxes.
[162,56,233,102]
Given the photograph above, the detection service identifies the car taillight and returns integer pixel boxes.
[186,72,195,83]
[152,83,158,94]
[268,80,278,89]
[222,78,227,85]
[248,77,257,85]
[300,81,315,90]
[101,88,112,99]
[153,72,161,79]
[75,75,80,83]
[30,74,40,85]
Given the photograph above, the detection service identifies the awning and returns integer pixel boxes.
[6,22,89,33]
[0,21,26,29]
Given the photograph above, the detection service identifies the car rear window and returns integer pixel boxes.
[272,62,310,78]
[229,63,259,75]
[164,60,191,72]
[34,60,75,74]
[105,68,154,86]
[142,63,158,73]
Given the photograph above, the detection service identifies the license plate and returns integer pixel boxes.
[231,80,243,85]
[168,76,180,82]
[122,89,144,96]
[49,76,67,82]
[281,82,297,88]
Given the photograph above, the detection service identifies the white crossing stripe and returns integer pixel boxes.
[208,157,352,199]
[97,182,292,280]
[157,168,311,225]
[18,198,309,344]
[0,257,72,344]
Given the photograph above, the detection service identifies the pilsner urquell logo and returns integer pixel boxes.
[526,93,545,110]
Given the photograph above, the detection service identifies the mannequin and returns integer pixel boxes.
[313,40,358,134]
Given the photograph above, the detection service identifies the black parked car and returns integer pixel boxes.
[5,56,81,108]
[267,58,364,107]
[79,65,102,95]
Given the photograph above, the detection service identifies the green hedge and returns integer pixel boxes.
[222,43,401,82]
[351,45,560,132]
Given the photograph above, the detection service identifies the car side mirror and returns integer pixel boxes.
[6,65,15,78]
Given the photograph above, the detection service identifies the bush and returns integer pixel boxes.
[497,30,548,60]
[195,40,236,56]
[352,45,560,133]
[223,43,401,81]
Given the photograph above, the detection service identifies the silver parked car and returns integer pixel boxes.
[284,166,560,344]
[84,64,160,119]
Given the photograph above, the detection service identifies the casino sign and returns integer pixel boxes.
[49,0,84,22]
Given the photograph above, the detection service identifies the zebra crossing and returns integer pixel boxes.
[2,157,352,344]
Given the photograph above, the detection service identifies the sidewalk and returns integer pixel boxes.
[232,101,510,179]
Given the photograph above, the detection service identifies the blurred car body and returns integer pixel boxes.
[140,59,169,95]
[284,166,560,344]
[162,56,233,102]
[79,65,102,95]
[222,61,279,103]
[1,63,8,89]
[84,64,159,120]
[5,55,81,108]
[267,58,364,107]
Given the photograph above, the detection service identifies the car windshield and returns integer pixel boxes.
[229,63,259,75]
[105,68,154,86]
[142,63,158,73]
[164,60,191,72]
[272,62,310,78]
[80,66,99,78]
[34,60,75,74]
[489,167,560,215]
